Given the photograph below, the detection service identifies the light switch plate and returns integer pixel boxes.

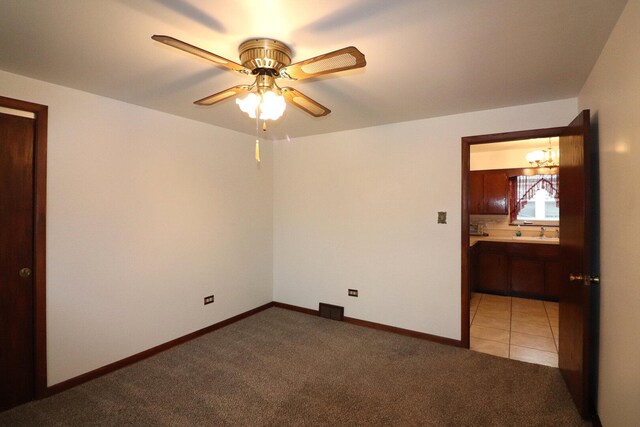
[438,211,447,224]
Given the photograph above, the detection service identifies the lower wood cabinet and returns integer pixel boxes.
[476,251,509,294]
[510,258,545,296]
[471,241,561,300]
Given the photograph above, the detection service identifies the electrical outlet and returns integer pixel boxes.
[204,295,214,305]
[348,289,358,297]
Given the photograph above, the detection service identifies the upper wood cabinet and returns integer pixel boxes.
[470,171,509,215]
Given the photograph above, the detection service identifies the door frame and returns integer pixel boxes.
[460,126,565,348]
[0,95,48,397]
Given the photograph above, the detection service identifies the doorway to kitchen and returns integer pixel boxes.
[460,126,564,368]
[462,111,599,419]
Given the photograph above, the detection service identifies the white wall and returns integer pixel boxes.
[273,98,577,340]
[0,70,273,386]
[578,1,640,425]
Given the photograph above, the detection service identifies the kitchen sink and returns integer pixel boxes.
[512,236,559,243]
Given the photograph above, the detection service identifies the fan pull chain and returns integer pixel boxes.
[254,111,261,164]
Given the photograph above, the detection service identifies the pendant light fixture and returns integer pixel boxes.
[526,138,559,168]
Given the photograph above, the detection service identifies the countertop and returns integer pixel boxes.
[470,236,559,246]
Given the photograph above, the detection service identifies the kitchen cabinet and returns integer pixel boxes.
[472,241,561,300]
[510,258,545,296]
[472,242,509,294]
[469,171,509,215]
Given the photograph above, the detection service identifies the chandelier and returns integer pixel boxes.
[526,138,559,168]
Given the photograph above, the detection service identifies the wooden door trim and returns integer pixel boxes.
[460,126,565,348]
[0,95,48,397]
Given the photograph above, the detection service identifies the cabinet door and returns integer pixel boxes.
[469,172,484,214]
[510,258,545,297]
[544,260,562,300]
[483,172,508,214]
[477,252,509,294]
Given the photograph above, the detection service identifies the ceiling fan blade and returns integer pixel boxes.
[194,85,251,106]
[281,88,331,117]
[279,46,366,80]
[152,35,249,74]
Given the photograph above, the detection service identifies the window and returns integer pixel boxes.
[516,188,559,221]
[509,174,559,224]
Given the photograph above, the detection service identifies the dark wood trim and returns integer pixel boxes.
[45,302,274,397]
[0,95,48,398]
[461,140,471,348]
[461,126,565,350]
[462,126,566,145]
[473,166,559,177]
[273,301,463,348]
[272,301,318,316]
[343,316,462,347]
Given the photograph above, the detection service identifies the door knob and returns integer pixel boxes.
[569,273,583,282]
[19,267,32,278]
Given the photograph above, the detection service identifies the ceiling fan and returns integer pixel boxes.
[151,35,367,120]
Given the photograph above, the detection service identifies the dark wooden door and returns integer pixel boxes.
[0,112,36,411]
[544,260,562,300]
[558,110,595,418]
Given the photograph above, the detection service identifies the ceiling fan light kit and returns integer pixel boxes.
[236,91,286,121]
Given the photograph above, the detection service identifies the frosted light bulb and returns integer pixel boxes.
[259,91,286,120]
[236,93,260,119]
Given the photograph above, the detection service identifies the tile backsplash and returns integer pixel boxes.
[470,215,559,238]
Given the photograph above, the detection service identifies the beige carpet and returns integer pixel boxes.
[0,307,583,426]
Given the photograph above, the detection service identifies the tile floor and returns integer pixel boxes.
[470,292,559,367]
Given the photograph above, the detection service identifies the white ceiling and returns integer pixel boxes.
[0,0,627,140]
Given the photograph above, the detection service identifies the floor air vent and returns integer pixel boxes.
[319,303,344,321]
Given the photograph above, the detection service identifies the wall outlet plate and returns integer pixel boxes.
[204,295,214,305]
[348,289,358,297]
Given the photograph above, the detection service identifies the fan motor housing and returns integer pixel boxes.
[239,39,292,72]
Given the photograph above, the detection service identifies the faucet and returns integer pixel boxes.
[539,226,545,237]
